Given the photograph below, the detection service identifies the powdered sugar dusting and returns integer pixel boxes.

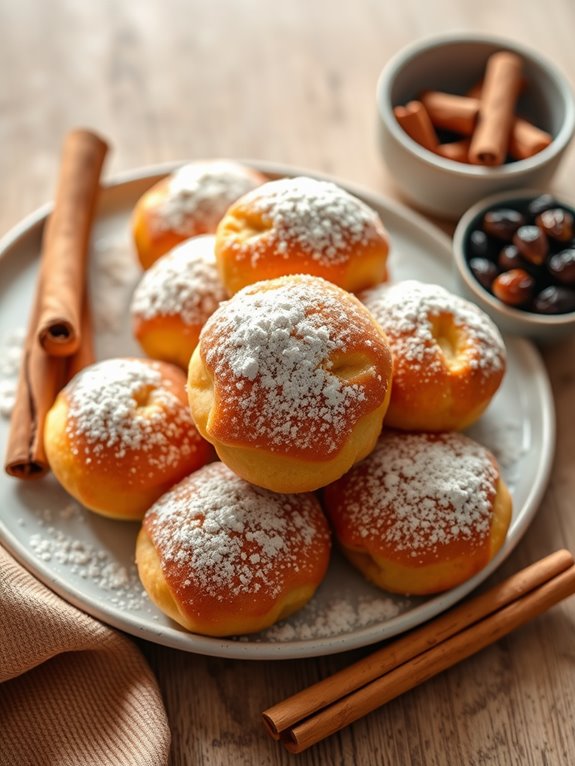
[154,161,263,236]
[64,358,197,470]
[328,431,499,559]
[90,236,141,334]
[145,462,330,602]
[361,280,506,378]
[467,418,527,489]
[201,276,387,455]
[235,176,382,266]
[260,592,406,641]
[28,502,146,610]
[131,235,227,326]
[0,327,25,418]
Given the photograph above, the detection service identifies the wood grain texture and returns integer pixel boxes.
[1,0,575,763]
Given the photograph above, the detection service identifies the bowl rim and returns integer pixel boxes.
[376,31,575,177]
[453,188,575,327]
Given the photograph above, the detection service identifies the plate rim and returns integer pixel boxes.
[0,158,456,264]
[0,161,556,660]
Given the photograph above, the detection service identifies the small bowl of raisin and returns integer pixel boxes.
[453,189,575,341]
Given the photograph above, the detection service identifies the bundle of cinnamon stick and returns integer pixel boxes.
[394,51,552,165]
[263,549,575,753]
[4,128,109,479]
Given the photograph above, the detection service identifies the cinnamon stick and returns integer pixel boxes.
[469,51,523,166]
[436,138,471,163]
[262,550,575,752]
[5,279,95,479]
[36,129,108,356]
[4,288,68,478]
[65,291,96,381]
[421,91,479,135]
[467,77,528,101]
[5,129,106,479]
[421,92,551,161]
[510,117,553,160]
[393,101,439,152]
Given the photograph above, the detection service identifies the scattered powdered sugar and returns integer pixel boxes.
[235,176,381,266]
[0,380,18,417]
[361,280,506,378]
[65,358,197,469]
[202,276,385,454]
[260,592,407,641]
[28,502,146,610]
[145,462,329,602]
[131,235,227,325]
[154,161,263,236]
[0,327,25,376]
[479,420,526,474]
[90,236,142,334]
[330,432,498,558]
[467,418,527,488]
[0,328,25,417]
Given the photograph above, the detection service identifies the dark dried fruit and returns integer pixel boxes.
[465,196,575,317]
[536,208,574,242]
[527,194,557,218]
[469,229,489,258]
[469,257,498,290]
[533,286,575,314]
[492,269,535,306]
[548,249,575,286]
[482,209,525,240]
[513,225,548,265]
[498,244,522,271]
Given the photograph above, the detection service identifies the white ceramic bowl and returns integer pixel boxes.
[376,33,575,219]
[453,189,575,343]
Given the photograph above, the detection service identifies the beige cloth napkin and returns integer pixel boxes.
[0,545,171,766]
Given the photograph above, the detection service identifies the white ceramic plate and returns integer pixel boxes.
[0,162,555,660]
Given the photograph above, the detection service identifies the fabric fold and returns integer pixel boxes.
[0,546,170,766]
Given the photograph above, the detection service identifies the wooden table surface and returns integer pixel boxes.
[1,1,575,764]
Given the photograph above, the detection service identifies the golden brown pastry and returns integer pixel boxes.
[323,430,512,595]
[214,175,390,294]
[131,235,228,369]
[187,274,393,493]
[360,280,506,431]
[136,461,331,636]
[44,358,213,520]
[132,160,267,269]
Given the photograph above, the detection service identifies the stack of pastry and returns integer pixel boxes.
[42,162,512,637]
[132,160,268,269]
[131,170,395,634]
[322,279,510,595]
